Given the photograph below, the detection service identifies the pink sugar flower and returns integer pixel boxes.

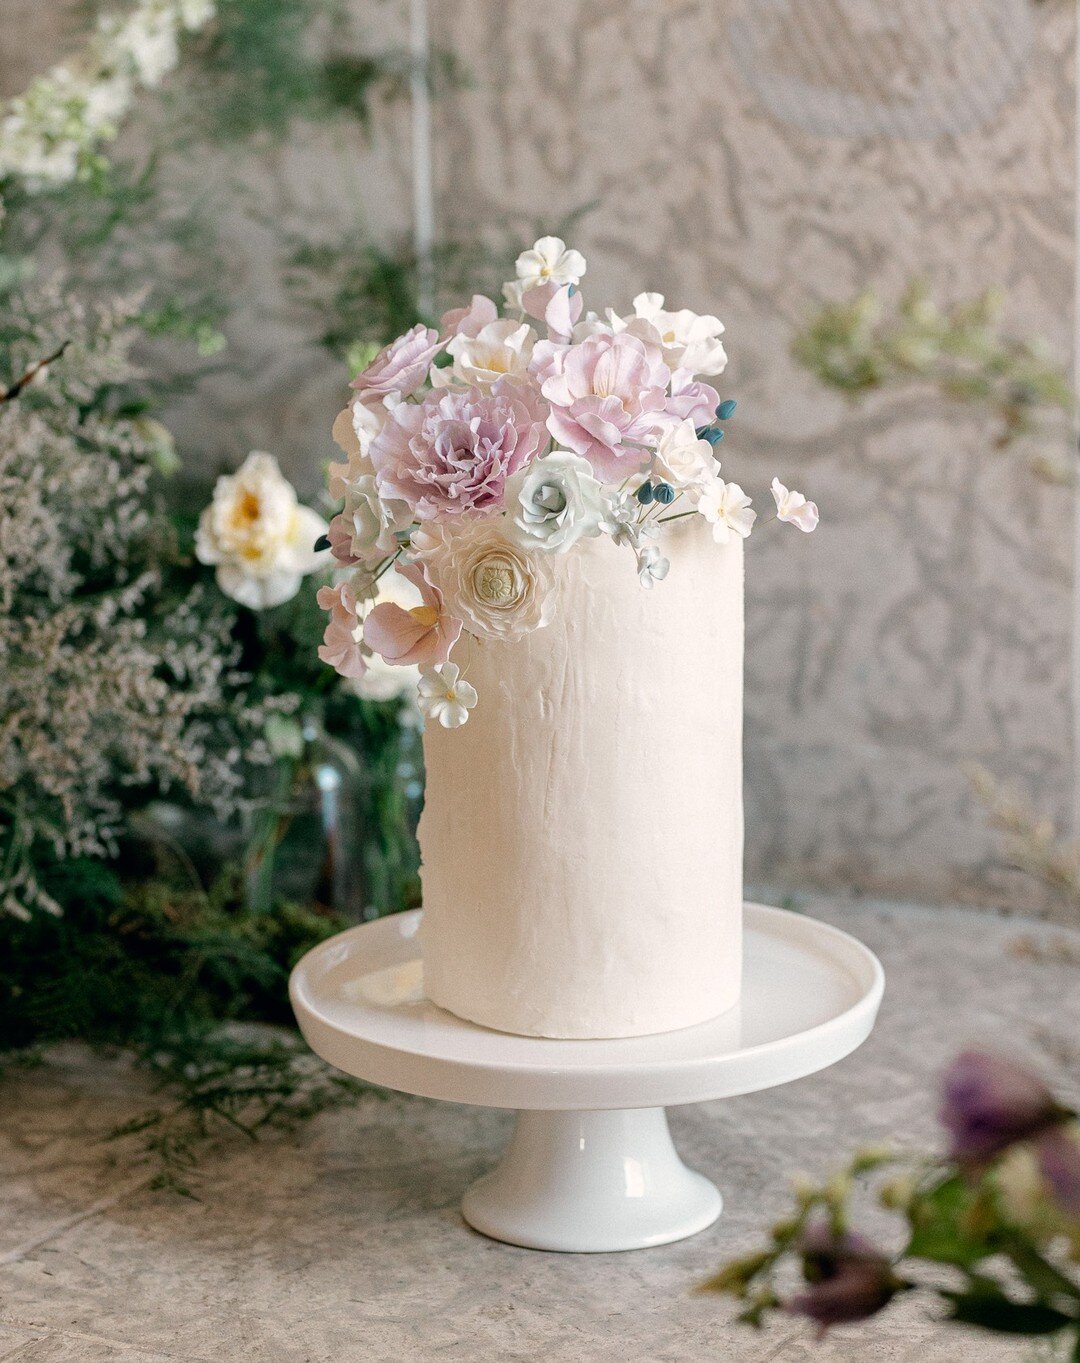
[362,562,462,668]
[544,284,583,342]
[540,330,670,481]
[517,280,577,323]
[326,513,362,566]
[370,382,548,521]
[350,324,443,405]
[666,369,721,427]
[316,581,366,679]
[440,294,498,340]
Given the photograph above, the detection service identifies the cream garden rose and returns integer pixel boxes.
[196,451,328,609]
[413,519,556,641]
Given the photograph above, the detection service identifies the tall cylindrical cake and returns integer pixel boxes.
[418,518,743,1039]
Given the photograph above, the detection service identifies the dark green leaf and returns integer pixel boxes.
[944,1294,1074,1336]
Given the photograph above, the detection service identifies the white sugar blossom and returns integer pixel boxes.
[620,292,727,377]
[652,419,720,494]
[601,488,660,551]
[196,451,328,609]
[438,318,536,389]
[506,451,606,554]
[697,479,756,544]
[503,235,586,310]
[418,662,477,729]
[771,477,819,533]
[636,543,670,589]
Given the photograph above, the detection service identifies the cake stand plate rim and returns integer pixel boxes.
[289,902,885,1110]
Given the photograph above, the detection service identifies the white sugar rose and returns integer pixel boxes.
[438,318,536,389]
[196,451,328,609]
[652,420,720,494]
[623,292,727,377]
[413,520,556,641]
[339,473,413,560]
[506,451,606,554]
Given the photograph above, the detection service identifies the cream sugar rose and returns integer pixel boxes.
[318,237,819,1039]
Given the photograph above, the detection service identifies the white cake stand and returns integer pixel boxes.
[290,902,884,1254]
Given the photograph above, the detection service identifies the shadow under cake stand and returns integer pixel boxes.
[290,902,884,1254]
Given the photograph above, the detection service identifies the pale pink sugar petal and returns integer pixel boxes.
[351,324,443,404]
[440,294,498,340]
[318,626,366,679]
[791,500,819,532]
[327,514,362,565]
[363,598,462,668]
[520,280,561,321]
[363,561,464,668]
[317,582,366,679]
[327,458,351,500]
[667,370,720,426]
[573,395,628,444]
[363,602,431,662]
[771,477,820,533]
[316,581,356,616]
[591,342,652,400]
[529,338,570,385]
[545,284,583,341]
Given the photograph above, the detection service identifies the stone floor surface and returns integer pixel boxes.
[1,895,1078,1362]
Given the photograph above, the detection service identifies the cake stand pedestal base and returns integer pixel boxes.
[290,903,884,1255]
[461,1107,721,1252]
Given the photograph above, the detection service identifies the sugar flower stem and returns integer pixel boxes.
[371,548,403,583]
[656,509,698,525]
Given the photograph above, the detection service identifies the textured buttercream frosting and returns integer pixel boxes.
[418,518,744,1038]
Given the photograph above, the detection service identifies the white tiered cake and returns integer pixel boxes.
[418,520,743,1038]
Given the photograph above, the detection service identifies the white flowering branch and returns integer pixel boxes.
[0,0,217,199]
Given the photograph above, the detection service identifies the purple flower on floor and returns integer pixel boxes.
[1035,1125,1080,1218]
[940,1051,1065,1164]
[788,1221,899,1330]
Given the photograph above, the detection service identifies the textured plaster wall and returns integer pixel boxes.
[2,0,1077,906]
[431,0,1078,906]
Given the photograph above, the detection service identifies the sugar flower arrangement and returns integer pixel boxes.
[319,237,819,729]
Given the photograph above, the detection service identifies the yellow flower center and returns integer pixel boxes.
[231,489,262,530]
[409,604,439,629]
[474,560,518,605]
